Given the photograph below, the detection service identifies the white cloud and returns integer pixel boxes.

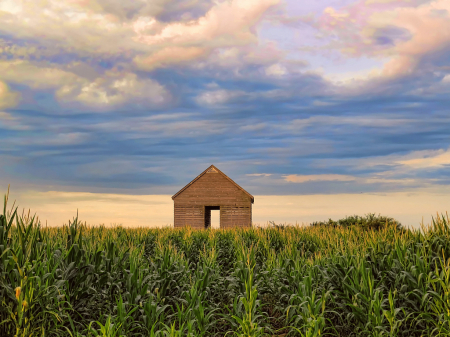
[205,82,220,89]
[0,60,81,90]
[192,42,285,72]
[0,0,22,15]
[196,89,246,105]
[0,61,170,108]
[58,72,171,107]
[265,63,287,77]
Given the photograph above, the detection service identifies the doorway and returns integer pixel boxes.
[205,206,220,229]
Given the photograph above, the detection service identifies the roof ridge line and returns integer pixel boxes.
[171,165,254,203]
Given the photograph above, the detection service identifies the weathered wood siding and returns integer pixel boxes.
[174,204,204,229]
[220,204,252,229]
[173,169,252,229]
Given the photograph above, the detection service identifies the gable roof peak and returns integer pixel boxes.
[172,164,254,203]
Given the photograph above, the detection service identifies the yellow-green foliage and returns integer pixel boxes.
[0,187,450,336]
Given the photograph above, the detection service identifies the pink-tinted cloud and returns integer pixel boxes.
[135,46,208,70]
[0,0,283,107]
[0,0,280,63]
[133,0,281,69]
[313,0,450,79]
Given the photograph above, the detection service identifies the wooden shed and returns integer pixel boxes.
[172,165,254,229]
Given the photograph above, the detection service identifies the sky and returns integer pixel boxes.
[0,0,449,229]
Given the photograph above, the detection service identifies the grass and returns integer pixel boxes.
[1,186,450,336]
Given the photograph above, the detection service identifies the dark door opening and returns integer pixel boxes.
[205,206,220,229]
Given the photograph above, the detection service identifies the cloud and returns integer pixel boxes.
[0,81,19,109]
[396,147,450,169]
[0,0,283,109]
[365,0,415,4]
[134,46,207,70]
[0,1,133,56]
[0,0,281,68]
[58,72,171,108]
[283,174,356,183]
[11,132,89,147]
[301,144,450,193]
[0,111,29,130]
[191,42,285,71]
[0,60,80,90]
[133,0,280,46]
[276,115,412,134]
[265,63,287,77]
[310,0,450,83]
[246,173,272,177]
[196,89,247,105]
[239,123,268,132]
[282,173,420,190]
[0,61,170,108]
[90,116,228,138]
[133,0,281,69]
[348,146,450,172]
[1,0,450,200]
[69,0,217,23]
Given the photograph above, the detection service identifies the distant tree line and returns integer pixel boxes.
[310,213,402,231]
[268,213,403,231]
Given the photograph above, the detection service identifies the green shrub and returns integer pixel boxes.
[310,213,402,230]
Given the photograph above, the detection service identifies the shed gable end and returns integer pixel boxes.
[172,165,253,229]
[174,172,250,202]
[172,165,254,203]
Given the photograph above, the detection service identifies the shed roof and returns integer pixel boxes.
[172,165,254,203]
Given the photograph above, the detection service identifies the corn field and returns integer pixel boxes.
[1,189,450,337]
